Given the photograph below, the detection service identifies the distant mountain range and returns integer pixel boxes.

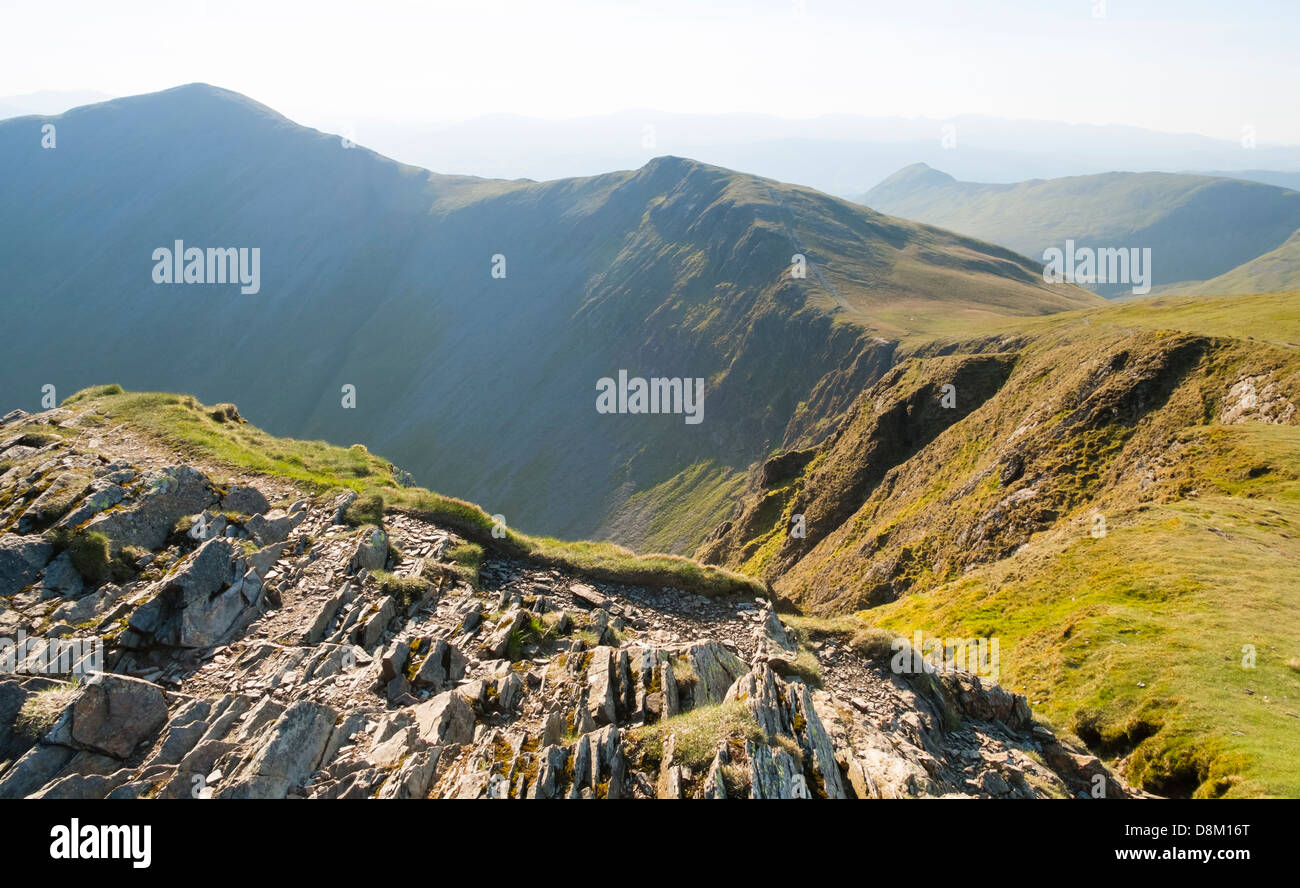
[0,85,1096,551]
[860,164,1300,296]
[154,106,1300,199]
[9,92,1300,199]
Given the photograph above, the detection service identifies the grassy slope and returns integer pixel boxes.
[61,385,765,598]
[868,424,1300,798]
[700,290,1300,797]
[861,166,1300,295]
[602,460,750,555]
[915,289,1300,349]
[1168,231,1300,297]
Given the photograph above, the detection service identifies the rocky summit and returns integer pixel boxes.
[0,399,1133,800]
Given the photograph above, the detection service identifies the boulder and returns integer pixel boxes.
[82,465,217,550]
[410,638,468,692]
[45,674,169,760]
[725,663,789,742]
[570,583,609,610]
[220,485,270,516]
[39,552,84,600]
[27,769,134,799]
[349,525,388,574]
[48,586,116,625]
[53,481,126,530]
[497,672,523,711]
[245,509,302,546]
[748,740,807,799]
[791,684,848,799]
[216,700,339,799]
[376,748,440,799]
[0,742,75,799]
[585,646,620,725]
[412,689,475,745]
[359,597,396,650]
[0,534,53,596]
[687,641,749,705]
[754,607,799,671]
[478,606,526,660]
[18,473,91,532]
[127,538,253,648]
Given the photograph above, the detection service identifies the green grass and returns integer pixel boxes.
[371,570,430,608]
[341,492,385,526]
[1170,234,1300,299]
[626,700,765,771]
[726,311,1300,798]
[15,679,81,738]
[606,460,749,555]
[914,289,1300,349]
[860,426,1300,798]
[66,530,111,585]
[61,387,766,599]
[784,614,900,661]
[506,615,558,660]
[444,542,484,589]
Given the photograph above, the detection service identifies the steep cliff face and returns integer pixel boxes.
[0,393,1128,799]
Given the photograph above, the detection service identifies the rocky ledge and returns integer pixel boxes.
[0,405,1135,799]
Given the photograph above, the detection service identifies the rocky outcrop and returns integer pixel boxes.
[0,408,1140,800]
[83,465,218,552]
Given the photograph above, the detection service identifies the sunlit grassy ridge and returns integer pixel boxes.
[603,460,749,555]
[699,290,1300,797]
[867,424,1300,798]
[63,386,766,598]
[909,289,1300,347]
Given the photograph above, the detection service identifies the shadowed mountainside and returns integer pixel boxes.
[0,85,1098,551]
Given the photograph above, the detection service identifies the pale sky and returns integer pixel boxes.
[3,0,1299,143]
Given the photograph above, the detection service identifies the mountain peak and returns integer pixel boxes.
[873,162,957,191]
[44,82,289,127]
[638,154,724,178]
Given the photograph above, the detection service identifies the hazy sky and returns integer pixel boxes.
[3,0,1298,143]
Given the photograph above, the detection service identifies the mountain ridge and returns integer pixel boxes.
[860,166,1300,296]
[0,84,1097,552]
[696,289,1300,797]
